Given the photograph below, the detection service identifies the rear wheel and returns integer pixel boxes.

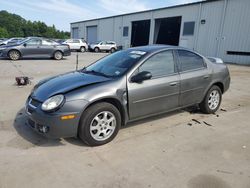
[78,102,121,146]
[80,46,86,53]
[53,51,63,60]
[94,47,100,53]
[8,50,20,60]
[199,85,222,114]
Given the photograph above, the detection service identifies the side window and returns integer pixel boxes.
[73,39,80,43]
[42,39,53,45]
[139,50,175,78]
[178,50,205,71]
[26,39,41,46]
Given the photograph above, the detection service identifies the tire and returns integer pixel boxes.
[8,50,20,60]
[53,51,63,60]
[80,46,86,53]
[78,102,121,146]
[94,47,100,53]
[110,48,116,53]
[199,85,222,114]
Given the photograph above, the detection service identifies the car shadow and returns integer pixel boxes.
[123,105,202,129]
[13,106,203,147]
[13,108,88,147]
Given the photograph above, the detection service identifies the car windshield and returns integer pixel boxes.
[83,50,147,77]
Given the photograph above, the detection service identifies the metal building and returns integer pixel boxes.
[70,0,250,65]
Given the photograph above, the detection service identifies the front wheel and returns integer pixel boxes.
[8,50,20,60]
[80,46,86,53]
[78,102,121,146]
[54,51,63,60]
[199,85,222,114]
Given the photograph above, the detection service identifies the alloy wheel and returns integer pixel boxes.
[208,90,220,110]
[90,111,116,141]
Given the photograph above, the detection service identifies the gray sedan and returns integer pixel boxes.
[25,45,230,146]
[0,37,71,60]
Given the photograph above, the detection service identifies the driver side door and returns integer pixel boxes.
[127,50,180,120]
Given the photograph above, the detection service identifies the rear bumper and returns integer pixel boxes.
[223,75,230,93]
[63,50,71,56]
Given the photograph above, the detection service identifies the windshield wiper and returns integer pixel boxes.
[83,70,110,78]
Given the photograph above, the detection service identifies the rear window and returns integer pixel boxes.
[178,50,205,71]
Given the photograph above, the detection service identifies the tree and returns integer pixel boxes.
[0,10,70,39]
[0,27,8,37]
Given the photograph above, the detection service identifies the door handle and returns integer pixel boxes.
[169,82,178,86]
[203,75,209,79]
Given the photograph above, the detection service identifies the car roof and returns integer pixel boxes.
[127,45,189,53]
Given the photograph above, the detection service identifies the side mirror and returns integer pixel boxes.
[23,43,27,47]
[131,71,152,83]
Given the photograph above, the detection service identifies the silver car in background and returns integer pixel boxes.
[0,37,71,60]
[25,45,230,146]
[62,39,88,52]
[89,41,117,53]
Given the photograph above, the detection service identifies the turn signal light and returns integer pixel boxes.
[61,115,75,120]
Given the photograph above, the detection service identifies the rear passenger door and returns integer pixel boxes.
[176,50,211,107]
[128,50,180,119]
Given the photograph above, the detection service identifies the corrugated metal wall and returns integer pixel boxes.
[71,0,250,65]
[218,0,250,64]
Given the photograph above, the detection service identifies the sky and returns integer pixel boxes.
[0,0,201,31]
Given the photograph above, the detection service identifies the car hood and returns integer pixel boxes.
[31,71,112,102]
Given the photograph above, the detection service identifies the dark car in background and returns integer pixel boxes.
[25,45,230,146]
[0,37,71,60]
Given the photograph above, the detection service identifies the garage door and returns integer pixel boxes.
[87,26,97,44]
[72,27,79,39]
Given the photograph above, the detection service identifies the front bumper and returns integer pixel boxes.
[25,97,89,139]
[0,50,7,57]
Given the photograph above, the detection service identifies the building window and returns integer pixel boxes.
[183,22,195,36]
[123,26,129,37]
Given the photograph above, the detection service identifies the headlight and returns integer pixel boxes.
[41,94,65,112]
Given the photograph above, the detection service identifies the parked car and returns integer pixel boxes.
[53,39,66,44]
[0,38,7,43]
[62,39,88,52]
[0,38,24,46]
[25,45,230,146]
[89,41,117,53]
[0,37,71,60]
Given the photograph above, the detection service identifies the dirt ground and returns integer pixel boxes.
[0,53,250,188]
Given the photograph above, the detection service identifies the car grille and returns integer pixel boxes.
[29,98,41,108]
[28,118,35,128]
